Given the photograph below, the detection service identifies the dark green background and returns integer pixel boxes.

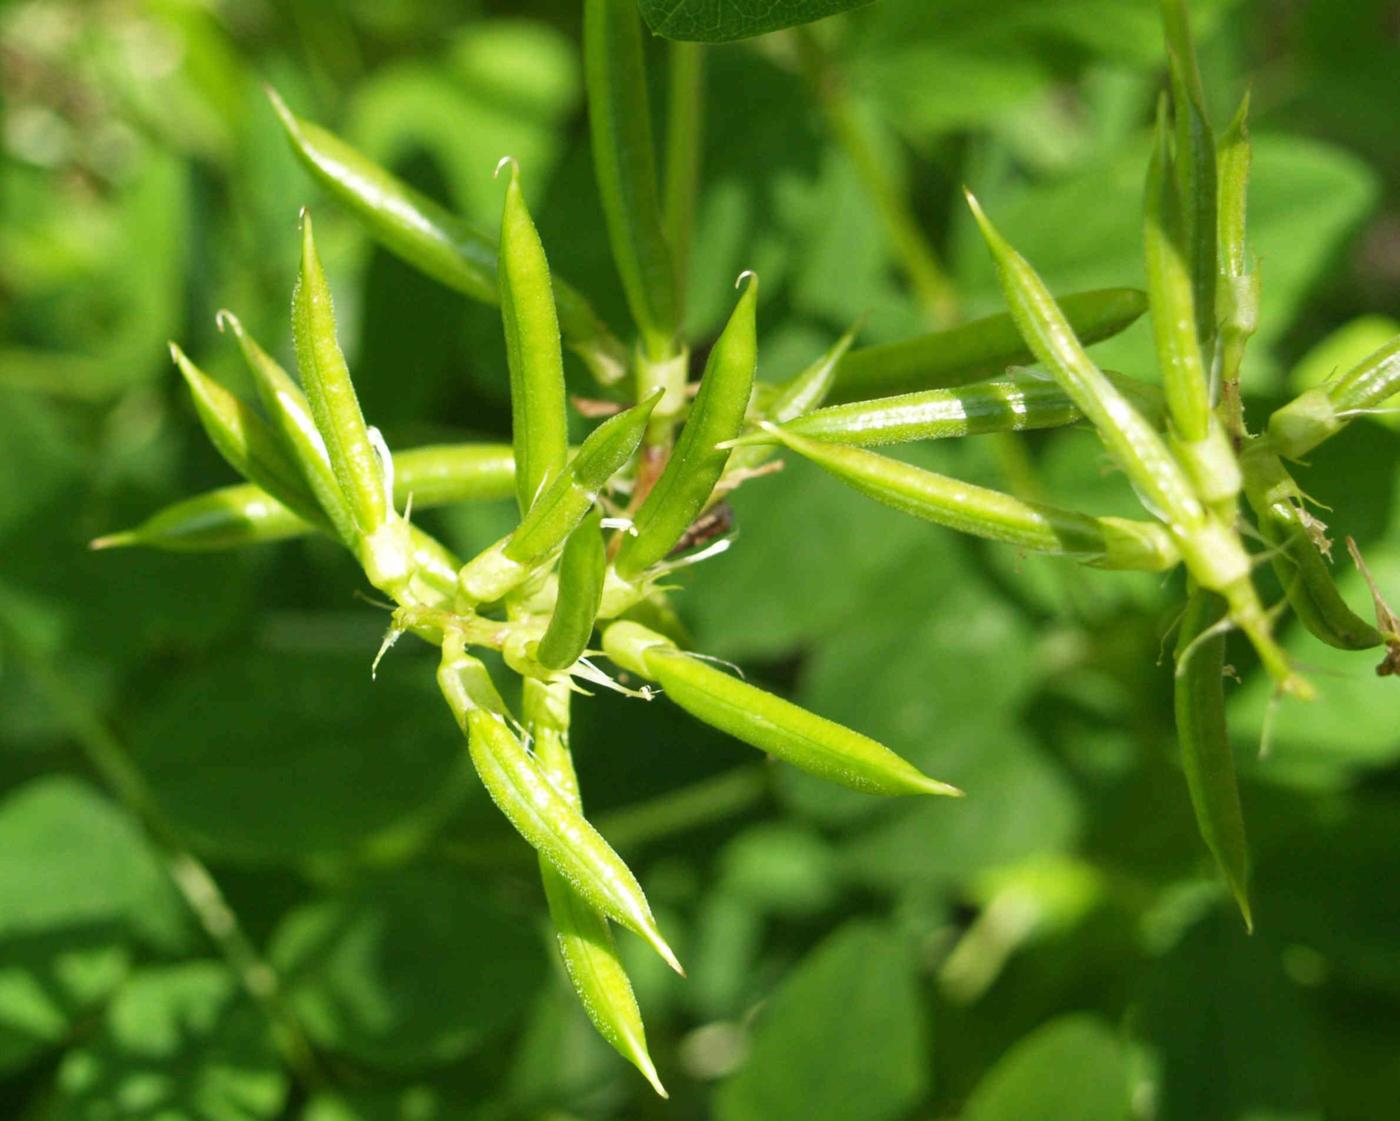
[2,1,1398,1118]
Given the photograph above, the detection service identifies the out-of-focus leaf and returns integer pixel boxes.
[953,134,1379,386]
[839,733,1083,893]
[779,522,1042,827]
[0,778,184,1074]
[303,1086,484,1121]
[347,21,579,233]
[131,650,470,866]
[715,922,927,1121]
[1231,547,1400,786]
[1288,315,1400,433]
[961,1014,1131,1121]
[271,868,546,1071]
[679,452,946,661]
[639,0,876,42]
[844,0,1239,137]
[1137,911,1321,1121]
[51,962,287,1121]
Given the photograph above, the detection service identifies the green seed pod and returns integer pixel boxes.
[91,486,314,553]
[168,344,324,528]
[391,444,518,507]
[966,192,1306,695]
[967,192,1204,534]
[730,322,863,476]
[615,276,758,580]
[509,392,661,564]
[1161,0,1218,347]
[827,288,1148,404]
[1216,90,1257,411]
[437,637,681,974]
[771,379,1079,447]
[266,88,627,386]
[292,212,387,537]
[459,714,681,973]
[768,321,863,423]
[1267,387,1341,461]
[583,0,678,359]
[458,394,659,606]
[95,444,518,555]
[763,426,1180,572]
[218,310,356,546]
[536,509,608,671]
[523,679,667,1096]
[1240,443,1382,650]
[406,526,463,609]
[1326,333,1400,417]
[603,621,961,798]
[1145,100,1211,445]
[294,212,417,595]
[1174,588,1251,930]
[498,159,569,515]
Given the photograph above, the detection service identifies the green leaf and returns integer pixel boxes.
[953,134,1378,386]
[961,1014,1131,1121]
[1137,912,1320,1121]
[271,867,547,1071]
[638,0,876,43]
[131,649,469,866]
[845,0,1241,138]
[0,778,185,1075]
[1230,546,1400,786]
[51,962,287,1121]
[715,922,928,1121]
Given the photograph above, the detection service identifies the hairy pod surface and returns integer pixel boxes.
[584,0,678,358]
[169,344,324,528]
[827,288,1148,404]
[523,680,666,1096]
[615,276,759,579]
[1174,588,1251,929]
[267,88,625,384]
[603,621,961,797]
[536,509,608,671]
[764,427,1180,572]
[498,161,569,514]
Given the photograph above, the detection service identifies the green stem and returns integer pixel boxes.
[793,27,959,328]
[663,40,705,328]
[3,620,322,1086]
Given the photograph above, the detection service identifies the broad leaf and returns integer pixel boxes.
[638,0,876,43]
[271,868,547,1071]
[0,778,184,1075]
[715,921,927,1121]
[51,962,287,1121]
[961,1014,1132,1121]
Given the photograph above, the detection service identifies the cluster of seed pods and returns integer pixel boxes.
[100,0,1399,1094]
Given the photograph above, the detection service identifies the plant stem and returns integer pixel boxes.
[663,39,705,328]
[2,618,322,1086]
[792,27,960,328]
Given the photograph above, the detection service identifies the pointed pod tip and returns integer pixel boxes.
[636,1053,669,1099]
[645,926,685,977]
[921,777,965,798]
[263,84,294,126]
[735,269,758,292]
[963,188,995,238]
[1237,895,1255,934]
[214,308,241,336]
[89,531,135,551]
[494,154,519,182]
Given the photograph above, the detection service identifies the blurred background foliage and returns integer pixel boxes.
[1,0,1399,1118]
